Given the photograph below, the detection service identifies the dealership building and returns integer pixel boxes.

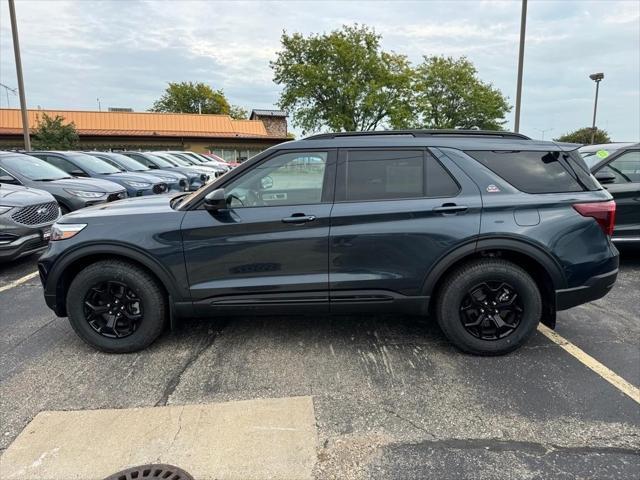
[0,108,289,162]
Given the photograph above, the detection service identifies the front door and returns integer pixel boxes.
[181,149,336,313]
[598,149,640,241]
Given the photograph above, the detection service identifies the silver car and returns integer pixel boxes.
[0,183,60,262]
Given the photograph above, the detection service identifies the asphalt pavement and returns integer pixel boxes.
[0,248,638,479]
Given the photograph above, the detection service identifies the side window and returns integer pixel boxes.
[225,151,328,207]
[466,150,583,193]
[345,150,423,201]
[43,156,76,174]
[601,151,640,184]
[426,153,459,197]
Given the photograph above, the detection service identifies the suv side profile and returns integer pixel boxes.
[38,130,619,355]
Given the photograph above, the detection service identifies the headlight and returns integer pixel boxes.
[124,181,151,188]
[51,223,87,241]
[64,189,106,199]
[0,205,13,214]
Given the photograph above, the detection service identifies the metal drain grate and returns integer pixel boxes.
[103,464,195,480]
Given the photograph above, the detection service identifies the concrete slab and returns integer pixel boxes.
[0,396,317,480]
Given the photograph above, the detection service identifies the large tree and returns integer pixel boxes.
[150,81,231,115]
[32,113,79,150]
[554,127,611,144]
[411,56,510,130]
[271,24,414,133]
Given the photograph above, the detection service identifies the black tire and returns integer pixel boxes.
[66,260,166,353]
[436,259,542,356]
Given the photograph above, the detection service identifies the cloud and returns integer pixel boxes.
[0,0,638,140]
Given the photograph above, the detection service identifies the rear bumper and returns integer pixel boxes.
[555,268,618,311]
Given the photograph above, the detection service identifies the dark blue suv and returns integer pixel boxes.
[38,130,619,355]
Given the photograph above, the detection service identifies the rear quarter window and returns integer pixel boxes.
[466,150,590,193]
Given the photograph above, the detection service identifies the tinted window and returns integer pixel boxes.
[426,154,459,197]
[39,155,78,174]
[226,151,327,207]
[601,151,640,183]
[466,150,583,193]
[345,150,423,201]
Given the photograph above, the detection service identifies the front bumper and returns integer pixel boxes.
[555,268,619,311]
[0,231,49,262]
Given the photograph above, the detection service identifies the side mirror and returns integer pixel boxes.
[71,169,88,177]
[203,188,227,212]
[260,175,273,190]
[595,170,616,184]
[0,174,19,184]
[148,164,159,169]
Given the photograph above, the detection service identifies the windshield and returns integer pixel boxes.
[580,149,618,169]
[163,154,191,167]
[67,152,121,174]
[150,153,180,167]
[1,154,71,180]
[102,153,149,172]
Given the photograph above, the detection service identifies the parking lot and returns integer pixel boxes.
[0,248,639,479]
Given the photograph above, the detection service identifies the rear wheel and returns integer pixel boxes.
[66,260,166,353]
[436,259,542,355]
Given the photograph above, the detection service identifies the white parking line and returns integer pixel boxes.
[0,271,39,293]
[538,324,640,404]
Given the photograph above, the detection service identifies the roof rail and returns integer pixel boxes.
[303,129,531,141]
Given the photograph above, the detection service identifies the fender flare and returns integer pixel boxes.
[422,236,567,296]
[47,242,184,302]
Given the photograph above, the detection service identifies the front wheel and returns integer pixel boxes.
[436,259,542,355]
[66,260,166,353]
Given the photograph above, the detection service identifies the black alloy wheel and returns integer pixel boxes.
[83,280,143,338]
[459,281,523,340]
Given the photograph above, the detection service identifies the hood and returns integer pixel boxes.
[153,169,188,181]
[97,172,163,185]
[0,183,56,207]
[61,192,182,220]
[44,176,125,193]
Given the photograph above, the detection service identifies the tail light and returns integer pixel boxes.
[573,200,616,236]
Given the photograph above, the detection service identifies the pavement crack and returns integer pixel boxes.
[0,318,58,355]
[155,327,224,406]
[381,407,436,439]
[402,438,640,456]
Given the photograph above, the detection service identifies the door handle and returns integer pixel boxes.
[433,203,468,215]
[282,214,316,224]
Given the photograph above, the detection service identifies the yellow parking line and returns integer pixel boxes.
[0,271,39,293]
[538,324,640,404]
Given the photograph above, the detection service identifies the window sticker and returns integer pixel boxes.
[596,150,610,159]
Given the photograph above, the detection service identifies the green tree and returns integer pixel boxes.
[271,24,414,133]
[229,105,249,120]
[411,56,511,130]
[150,81,231,115]
[554,127,611,144]
[32,113,79,150]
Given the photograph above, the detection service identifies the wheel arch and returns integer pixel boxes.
[423,237,565,328]
[49,244,180,318]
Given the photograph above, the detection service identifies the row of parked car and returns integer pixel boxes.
[0,150,234,262]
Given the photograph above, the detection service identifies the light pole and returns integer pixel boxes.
[514,0,528,133]
[589,72,604,144]
[8,0,31,151]
[534,127,553,141]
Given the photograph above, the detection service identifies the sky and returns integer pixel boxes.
[0,0,639,140]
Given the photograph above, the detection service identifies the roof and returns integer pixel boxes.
[0,108,289,139]
[281,130,576,152]
[249,109,287,119]
[578,142,638,152]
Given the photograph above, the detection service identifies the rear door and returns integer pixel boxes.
[329,147,481,310]
[181,149,336,312]
[596,149,640,241]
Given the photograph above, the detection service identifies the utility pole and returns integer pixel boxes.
[589,72,604,144]
[514,0,527,133]
[97,98,102,111]
[8,0,31,151]
[534,127,553,141]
